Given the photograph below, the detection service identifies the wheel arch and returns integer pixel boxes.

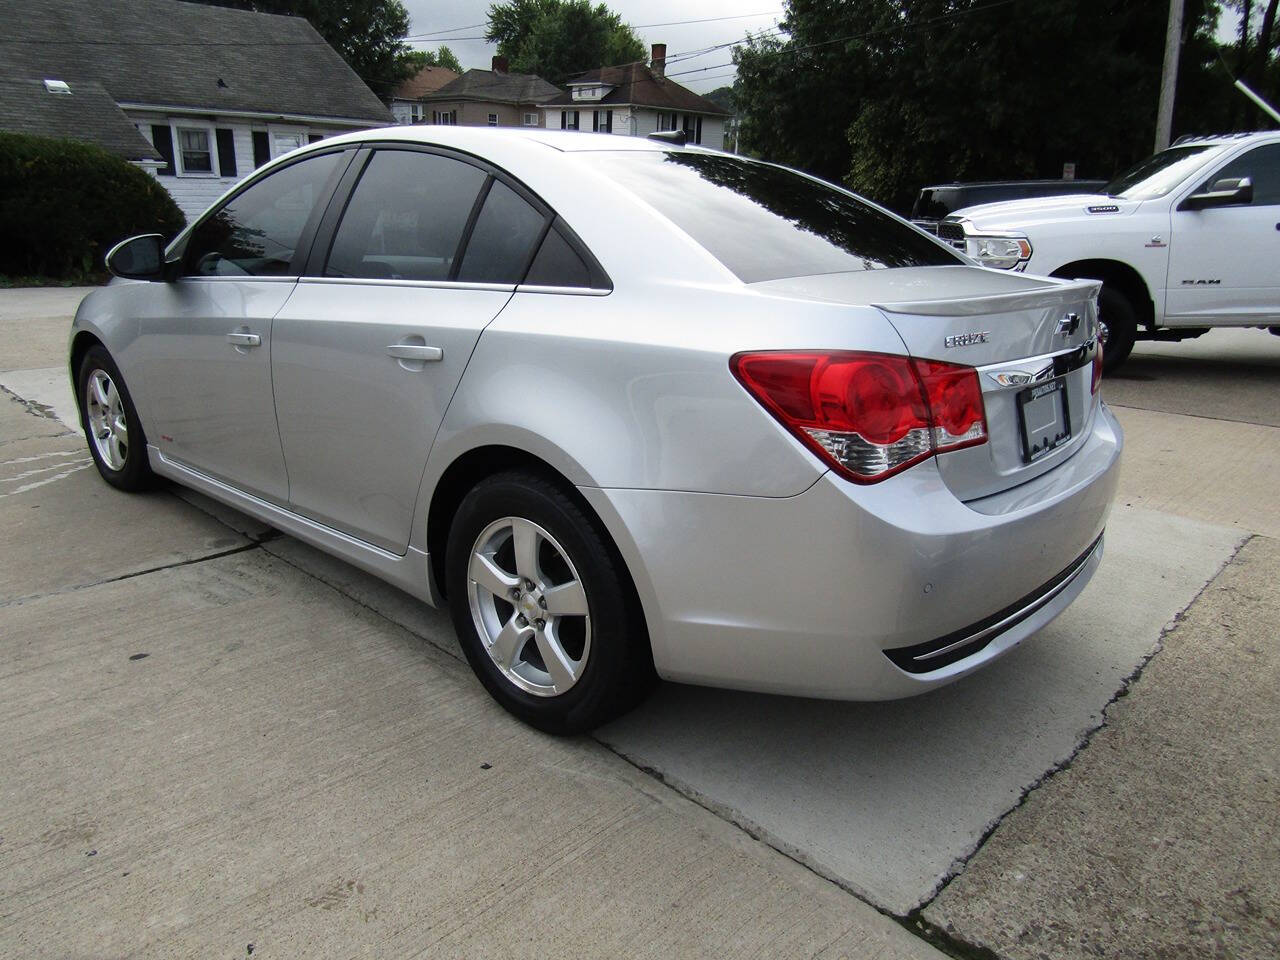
[1049,259,1155,330]
[424,444,649,655]
[69,330,105,387]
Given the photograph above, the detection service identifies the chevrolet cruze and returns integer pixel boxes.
[72,128,1122,732]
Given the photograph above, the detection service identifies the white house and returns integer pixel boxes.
[541,45,729,149]
[2,0,393,220]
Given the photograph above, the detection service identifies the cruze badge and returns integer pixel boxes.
[944,331,990,348]
[1056,313,1081,337]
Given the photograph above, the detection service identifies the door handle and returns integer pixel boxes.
[226,332,261,347]
[386,344,443,361]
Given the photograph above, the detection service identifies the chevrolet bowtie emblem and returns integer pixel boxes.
[1056,313,1081,337]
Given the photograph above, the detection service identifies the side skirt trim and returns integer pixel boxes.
[148,446,439,605]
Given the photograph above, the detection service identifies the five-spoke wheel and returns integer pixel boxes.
[447,470,654,733]
[77,344,153,491]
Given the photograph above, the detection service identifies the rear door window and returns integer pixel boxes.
[591,151,962,283]
[455,179,548,283]
[326,150,487,281]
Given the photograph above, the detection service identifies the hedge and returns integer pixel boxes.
[0,131,186,280]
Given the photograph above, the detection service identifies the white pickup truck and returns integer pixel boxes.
[937,131,1280,370]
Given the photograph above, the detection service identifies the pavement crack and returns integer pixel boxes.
[0,540,263,609]
[903,533,1256,942]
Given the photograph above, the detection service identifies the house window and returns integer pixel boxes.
[560,110,580,130]
[488,113,498,126]
[593,110,613,134]
[412,103,424,123]
[434,110,456,125]
[523,113,538,126]
[176,126,215,175]
[270,128,306,158]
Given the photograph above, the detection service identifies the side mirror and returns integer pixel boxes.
[1180,176,1253,211]
[105,233,167,281]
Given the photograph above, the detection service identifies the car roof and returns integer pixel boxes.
[313,125,682,155]
[1171,131,1280,147]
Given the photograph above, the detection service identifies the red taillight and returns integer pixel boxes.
[1091,339,1103,394]
[731,351,987,483]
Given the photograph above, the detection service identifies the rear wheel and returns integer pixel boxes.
[445,470,654,734]
[1095,284,1137,373]
[77,345,154,491]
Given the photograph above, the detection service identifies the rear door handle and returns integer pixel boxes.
[226,332,261,347]
[386,344,443,361]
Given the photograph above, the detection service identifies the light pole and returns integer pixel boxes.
[1154,0,1185,151]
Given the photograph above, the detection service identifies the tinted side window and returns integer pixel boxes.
[456,180,548,283]
[1199,143,1280,205]
[184,152,340,277]
[524,226,592,288]
[326,150,486,281]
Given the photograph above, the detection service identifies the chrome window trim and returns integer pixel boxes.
[515,284,613,297]
[297,276,517,293]
[176,275,298,284]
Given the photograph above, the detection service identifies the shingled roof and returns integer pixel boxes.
[392,65,460,101]
[422,69,561,106]
[544,63,729,115]
[0,77,160,160]
[0,0,392,124]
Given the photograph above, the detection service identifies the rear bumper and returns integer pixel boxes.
[580,402,1123,700]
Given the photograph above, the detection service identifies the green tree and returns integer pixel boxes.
[1226,0,1280,127]
[191,0,415,98]
[486,0,647,83]
[734,0,1231,213]
[403,45,463,74]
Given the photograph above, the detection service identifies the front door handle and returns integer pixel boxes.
[226,332,261,348]
[386,344,443,362]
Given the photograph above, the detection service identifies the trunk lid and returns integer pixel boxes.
[751,266,1102,499]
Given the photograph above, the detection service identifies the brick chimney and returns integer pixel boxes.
[492,55,509,74]
[651,43,666,79]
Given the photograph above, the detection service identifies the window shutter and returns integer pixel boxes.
[151,124,175,176]
[592,110,599,132]
[606,110,613,134]
[215,128,237,177]
[252,131,270,168]
[696,116,703,145]
[561,111,567,130]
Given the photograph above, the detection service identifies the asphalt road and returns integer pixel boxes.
[1,293,1276,959]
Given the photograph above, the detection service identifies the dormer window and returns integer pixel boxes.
[44,79,72,95]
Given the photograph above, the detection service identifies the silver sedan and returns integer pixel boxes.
[72,128,1122,732]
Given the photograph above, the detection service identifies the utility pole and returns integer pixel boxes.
[1154,0,1185,151]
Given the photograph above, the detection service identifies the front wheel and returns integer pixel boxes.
[445,470,654,734]
[1095,284,1137,373]
[77,345,154,491]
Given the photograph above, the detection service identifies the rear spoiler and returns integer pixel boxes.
[872,278,1101,317]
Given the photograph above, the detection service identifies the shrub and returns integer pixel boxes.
[0,131,186,280]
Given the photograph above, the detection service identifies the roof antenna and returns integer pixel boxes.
[647,130,687,145]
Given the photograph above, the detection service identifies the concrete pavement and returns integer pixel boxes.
[1,290,943,959]
[3,286,1277,957]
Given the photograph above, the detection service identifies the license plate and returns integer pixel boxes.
[1017,378,1071,463]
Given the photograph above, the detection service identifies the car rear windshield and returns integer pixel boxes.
[591,151,962,283]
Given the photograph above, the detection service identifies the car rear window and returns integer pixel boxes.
[591,151,961,282]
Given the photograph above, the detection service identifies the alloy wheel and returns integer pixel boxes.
[85,368,128,471]
[466,516,591,697]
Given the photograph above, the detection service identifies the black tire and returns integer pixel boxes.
[445,470,654,734]
[76,344,155,491]
[1096,284,1137,373]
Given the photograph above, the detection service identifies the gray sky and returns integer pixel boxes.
[400,1,786,92]
[401,2,1246,94]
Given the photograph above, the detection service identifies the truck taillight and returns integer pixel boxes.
[1091,339,1103,394]
[731,351,987,484]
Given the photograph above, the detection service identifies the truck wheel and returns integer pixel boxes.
[1096,285,1136,373]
